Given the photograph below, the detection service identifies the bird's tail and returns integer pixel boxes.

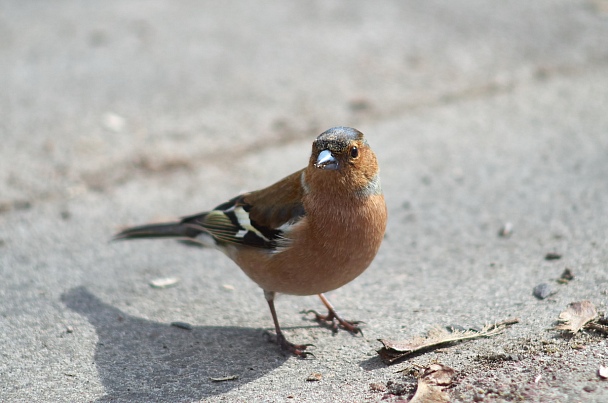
[113,222,201,241]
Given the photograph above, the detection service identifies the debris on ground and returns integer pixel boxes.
[533,283,556,300]
[583,384,597,393]
[171,321,193,330]
[554,301,598,334]
[545,252,562,260]
[150,276,180,289]
[306,373,322,382]
[209,375,238,382]
[498,222,513,238]
[101,112,126,132]
[369,382,387,392]
[377,318,519,364]
[583,315,608,336]
[599,366,608,380]
[409,363,456,403]
[557,268,574,284]
[385,379,413,397]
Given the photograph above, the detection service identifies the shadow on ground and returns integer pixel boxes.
[62,287,287,402]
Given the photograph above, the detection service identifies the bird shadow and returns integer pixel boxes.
[61,287,288,402]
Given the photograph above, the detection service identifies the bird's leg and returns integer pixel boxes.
[305,293,362,335]
[264,291,313,358]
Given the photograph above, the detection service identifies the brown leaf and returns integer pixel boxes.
[377,318,519,364]
[409,363,455,403]
[555,301,597,334]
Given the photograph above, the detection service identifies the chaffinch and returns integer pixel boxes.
[114,126,387,357]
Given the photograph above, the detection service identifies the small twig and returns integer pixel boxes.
[209,375,239,382]
[585,322,608,335]
[378,318,520,364]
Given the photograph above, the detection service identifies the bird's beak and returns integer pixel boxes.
[315,149,338,170]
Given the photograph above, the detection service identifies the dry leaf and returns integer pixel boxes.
[378,318,519,364]
[554,301,597,334]
[409,363,455,403]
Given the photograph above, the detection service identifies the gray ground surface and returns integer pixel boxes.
[2,1,608,402]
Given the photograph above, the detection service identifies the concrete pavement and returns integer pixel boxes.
[2,1,608,401]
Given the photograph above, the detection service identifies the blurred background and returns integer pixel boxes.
[2,1,607,208]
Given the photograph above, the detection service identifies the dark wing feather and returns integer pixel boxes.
[181,169,306,250]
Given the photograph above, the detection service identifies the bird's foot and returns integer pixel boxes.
[265,331,314,358]
[304,309,363,335]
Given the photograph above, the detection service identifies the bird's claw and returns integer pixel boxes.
[302,309,364,335]
[264,331,315,358]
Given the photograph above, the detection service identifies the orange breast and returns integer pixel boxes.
[232,194,387,295]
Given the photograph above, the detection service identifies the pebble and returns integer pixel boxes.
[498,222,513,238]
[533,283,555,300]
[545,252,562,260]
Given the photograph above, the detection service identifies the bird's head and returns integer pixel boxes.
[307,127,381,197]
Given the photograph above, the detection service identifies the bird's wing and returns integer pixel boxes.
[181,169,306,249]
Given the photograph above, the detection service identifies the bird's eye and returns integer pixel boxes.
[350,146,359,159]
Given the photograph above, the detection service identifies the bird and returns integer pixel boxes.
[113,126,387,357]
